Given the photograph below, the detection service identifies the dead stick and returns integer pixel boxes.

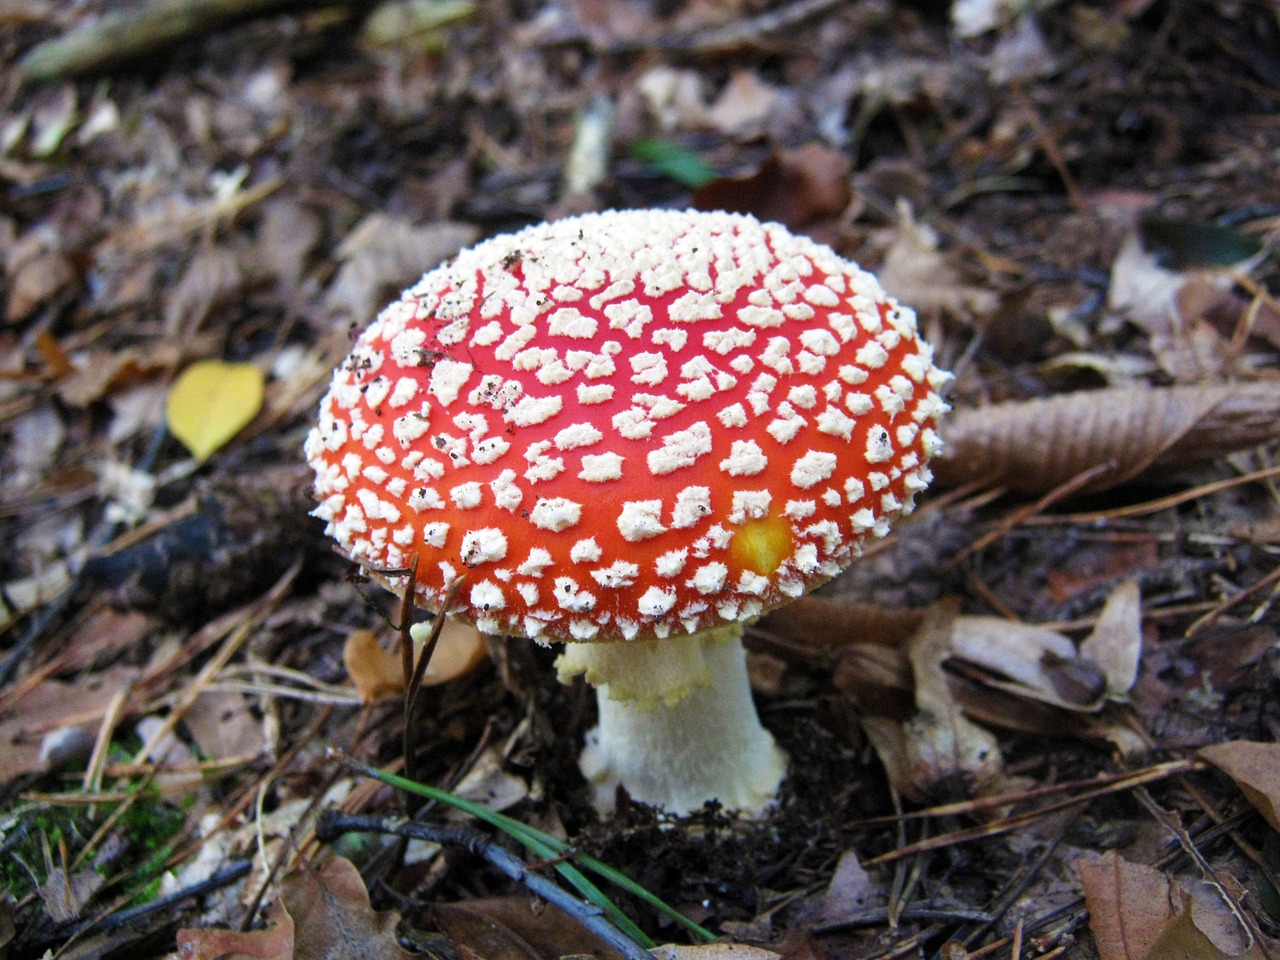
[19,0,345,83]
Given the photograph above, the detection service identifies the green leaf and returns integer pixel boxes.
[631,139,716,189]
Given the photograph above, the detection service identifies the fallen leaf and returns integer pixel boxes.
[178,855,413,960]
[345,620,487,704]
[814,849,883,925]
[283,856,416,960]
[450,747,529,814]
[432,898,628,960]
[256,198,323,292]
[6,247,75,322]
[163,247,248,337]
[0,666,141,777]
[700,69,784,137]
[360,0,477,51]
[932,382,1280,495]
[39,855,104,923]
[1198,741,1280,833]
[178,900,294,960]
[692,144,851,233]
[1079,580,1142,699]
[862,601,1005,803]
[1078,852,1263,960]
[630,138,715,189]
[166,360,266,462]
[183,690,264,761]
[761,594,925,650]
[323,215,478,322]
[1077,852,1177,960]
[1106,218,1265,382]
[343,630,404,704]
[949,615,1092,708]
[875,202,998,319]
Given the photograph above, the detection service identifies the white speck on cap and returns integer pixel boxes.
[719,440,767,477]
[792,451,838,489]
[530,497,583,531]
[580,452,625,482]
[618,500,666,541]
[430,359,473,406]
[461,528,507,565]
[647,422,712,475]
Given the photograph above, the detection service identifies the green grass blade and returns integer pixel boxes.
[349,763,660,946]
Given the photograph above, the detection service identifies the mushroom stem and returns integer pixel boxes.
[557,627,786,816]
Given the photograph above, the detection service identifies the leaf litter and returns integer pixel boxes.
[2,1,1280,959]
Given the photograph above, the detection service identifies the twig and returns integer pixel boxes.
[18,0,338,83]
[811,905,996,934]
[858,760,1205,866]
[32,861,252,956]
[1035,462,1280,525]
[945,461,1116,569]
[316,811,654,960]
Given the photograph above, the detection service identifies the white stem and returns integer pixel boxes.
[564,628,786,815]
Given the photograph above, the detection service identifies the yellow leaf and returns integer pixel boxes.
[166,360,264,461]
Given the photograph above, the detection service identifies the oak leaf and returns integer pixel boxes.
[178,856,415,960]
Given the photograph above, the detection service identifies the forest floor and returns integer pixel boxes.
[2,1,1280,959]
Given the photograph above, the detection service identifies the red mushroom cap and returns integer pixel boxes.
[306,210,948,643]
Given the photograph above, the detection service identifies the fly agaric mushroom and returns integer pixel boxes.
[306,209,949,815]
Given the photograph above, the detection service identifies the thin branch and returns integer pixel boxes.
[316,811,654,960]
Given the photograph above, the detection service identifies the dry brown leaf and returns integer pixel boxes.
[449,747,529,813]
[39,858,104,924]
[183,690,265,761]
[861,602,1005,803]
[163,246,249,337]
[6,248,75,322]
[1079,579,1142,699]
[1107,231,1198,374]
[0,665,141,777]
[343,630,403,704]
[692,144,851,234]
[55,340,191,407]
[813,849,883,925]
[876,204,998,319]
[951,581,1140,711]
[1198,740,1280,833]
[933,382,1280,495]
[284,856,415,960]
[1105,231,1265,382]
[760,594,925,650]
[700,70,785,137]
[433,898,628,960]
[1078,852,1262,960]
[344,620,487,704]
[255,197,323,291]
[1078,852,1178,960]
[178,900,294,960]
[323,216,478,322]
[180,853,412,960]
